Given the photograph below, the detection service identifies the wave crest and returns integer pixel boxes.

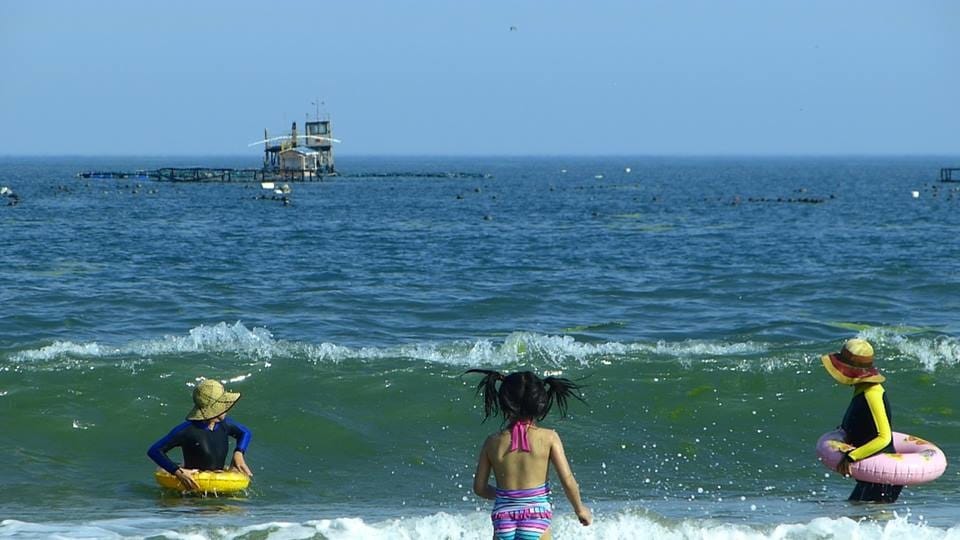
[1,511,954,540]
[7,323,765,369]
[10,322,276,363]
[9,322,954,373]
[856,327,960,370]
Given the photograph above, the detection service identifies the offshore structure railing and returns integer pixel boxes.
[76,168,491,182]
[76,170,153,180]
[76,168,319,183]
[941,168,960,183]
[154,168,265,182]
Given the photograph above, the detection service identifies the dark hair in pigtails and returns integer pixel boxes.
[543,376,586,418]
[465,369,504,421]
[466,369,586,423]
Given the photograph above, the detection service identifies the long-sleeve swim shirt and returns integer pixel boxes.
[147,418,252,474]
[841,383,894,461]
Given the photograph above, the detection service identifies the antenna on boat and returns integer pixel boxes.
[310,97,329,121]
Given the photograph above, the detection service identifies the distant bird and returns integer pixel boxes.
[509,25,518,31]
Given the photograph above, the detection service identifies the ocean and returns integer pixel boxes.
[1,155,958,539]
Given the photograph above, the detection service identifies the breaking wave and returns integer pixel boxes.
[6,322,956,372]
[6,322,764,368]
[1,511,955,540]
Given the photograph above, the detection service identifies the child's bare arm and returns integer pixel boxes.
[473,438,497,500]
[231,450,253,476]
[549,431,592,526]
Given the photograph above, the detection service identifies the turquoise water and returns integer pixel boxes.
[1,156,959,539]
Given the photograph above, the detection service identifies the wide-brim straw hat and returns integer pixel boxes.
[821,338,885,385]
[186,379,241,421]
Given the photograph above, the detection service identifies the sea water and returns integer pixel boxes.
[1,155,959,539]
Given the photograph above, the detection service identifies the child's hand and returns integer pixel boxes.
[836,457,852,477]
[836,451,854,477]
[232,450,253,476]
[576,506,593,526]
[175,468,201,491]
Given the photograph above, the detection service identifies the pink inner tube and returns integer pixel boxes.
[816,429,948,485]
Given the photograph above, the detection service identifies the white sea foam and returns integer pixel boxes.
[857,327,960,370]
[7,323,765,370]
[8,321,953,373]
[2,512,958,540]
[10,322,279,363]
[13,340,115,361]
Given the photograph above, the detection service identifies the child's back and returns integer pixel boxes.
[467,370,592,540]
[484,424,552,489]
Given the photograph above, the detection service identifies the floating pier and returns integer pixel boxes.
[76,171,152,180]
[154,168,266,183]
[940,168,960,182]
[76,168,492,183]
[78,109,339,183]
[77,168,270,183]
[75,111,484,183]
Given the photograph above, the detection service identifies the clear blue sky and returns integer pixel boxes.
[1,1,957,156]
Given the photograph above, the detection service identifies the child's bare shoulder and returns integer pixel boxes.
[534,426,560,440]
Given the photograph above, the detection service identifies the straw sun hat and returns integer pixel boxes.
[821,338,885,385]
[186,379,242,421]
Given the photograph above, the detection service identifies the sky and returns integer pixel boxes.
[1,0,957,156]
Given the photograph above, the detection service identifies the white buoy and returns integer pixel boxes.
[560,169,567,174]
[911,191,920,198]
[595,174,604,179]
[625,167,631,173]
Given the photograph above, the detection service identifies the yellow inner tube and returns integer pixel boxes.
[154,469,250,494]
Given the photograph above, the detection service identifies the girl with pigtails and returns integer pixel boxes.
[467,369,592,540]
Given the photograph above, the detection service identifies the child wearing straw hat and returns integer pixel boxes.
[147,378,253,491]
[822,338,903,502]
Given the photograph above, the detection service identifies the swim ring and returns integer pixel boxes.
[154,469,250,494]
[816,429,947,485]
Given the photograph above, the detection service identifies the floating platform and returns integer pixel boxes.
[153,168,266,183]
[76,168,318,183]
[77,168,490,183]
[76,171,152,180]
[340,171,490,179]
[941,168,960,183]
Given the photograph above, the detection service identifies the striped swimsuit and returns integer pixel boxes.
[491,421,552,540]
[492,483,552,540]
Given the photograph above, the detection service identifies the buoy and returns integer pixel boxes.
[817,430,947,485]
[911,191,920,198]
[154,470,250,494]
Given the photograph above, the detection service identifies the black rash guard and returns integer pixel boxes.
[841,383,895,459]
[147,418,251,474]
[839,383,902,503]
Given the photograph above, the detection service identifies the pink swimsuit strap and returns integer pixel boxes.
[510,420,533,452]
